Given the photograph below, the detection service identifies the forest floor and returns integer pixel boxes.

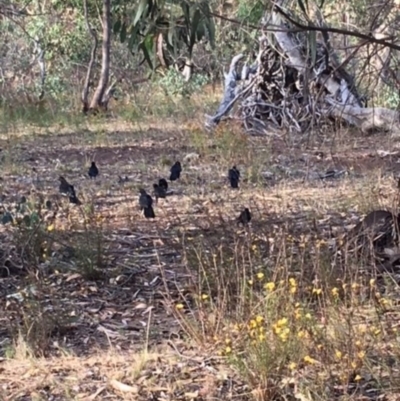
[1,101,400,400]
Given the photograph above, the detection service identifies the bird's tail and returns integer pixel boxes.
[144,206,155,218]
[70,195,82,205]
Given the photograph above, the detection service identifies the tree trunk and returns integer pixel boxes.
[89,0,111,110]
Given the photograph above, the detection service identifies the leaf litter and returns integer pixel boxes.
[1,123,400,399]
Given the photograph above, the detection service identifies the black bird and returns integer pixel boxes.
[59,177,81,205]
[68,185,82,205]
[139,189,155,218]
[59,176,74,196]
[159,178,168,191]
[228,166,240,188]
[88,161,99,179]
[153,183,166,203]
[170,161,182,181]
[237,208,251,226]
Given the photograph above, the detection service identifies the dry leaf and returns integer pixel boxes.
[134,302,148,309]
[109,379,139,393]
[184,390,199,399]
[66,273,82,282]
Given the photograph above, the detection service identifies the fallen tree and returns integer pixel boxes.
[206,2,400,136]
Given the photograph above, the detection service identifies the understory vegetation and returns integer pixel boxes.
[1,98,400,400]
[1,0,400,400]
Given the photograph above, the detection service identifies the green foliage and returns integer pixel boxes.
[26,15,90,63]
[379,86,400,109]
[19,7,92,98]
[236,0,265,25]
[157,69,209,97]
[1,196,51,227]
[113,0,216,70]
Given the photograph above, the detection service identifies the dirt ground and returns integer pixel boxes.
[1,117,400,400]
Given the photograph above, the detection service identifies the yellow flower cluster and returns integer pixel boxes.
[248,315,266,342]
[273,317,290,342]
[289,278,297,294]
[312,288,322,295]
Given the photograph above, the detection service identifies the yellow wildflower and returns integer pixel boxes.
[304,355,316,364]
[176,303,184,310]
[249,320,257,329]
[297,330,306,339]
[264,282,275,291]
[357,351,365,359]
[256,315,264,324]
[276,317,288,327]
[280,327,290,342]
[257,272,265,280]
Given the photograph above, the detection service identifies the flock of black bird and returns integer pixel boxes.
[58,161,252,225]
[54,158,400,272]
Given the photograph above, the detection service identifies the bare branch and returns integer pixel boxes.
[273,5,400,52]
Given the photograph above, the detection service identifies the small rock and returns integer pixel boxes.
[262,171,274,180]
[184,153,200,163]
